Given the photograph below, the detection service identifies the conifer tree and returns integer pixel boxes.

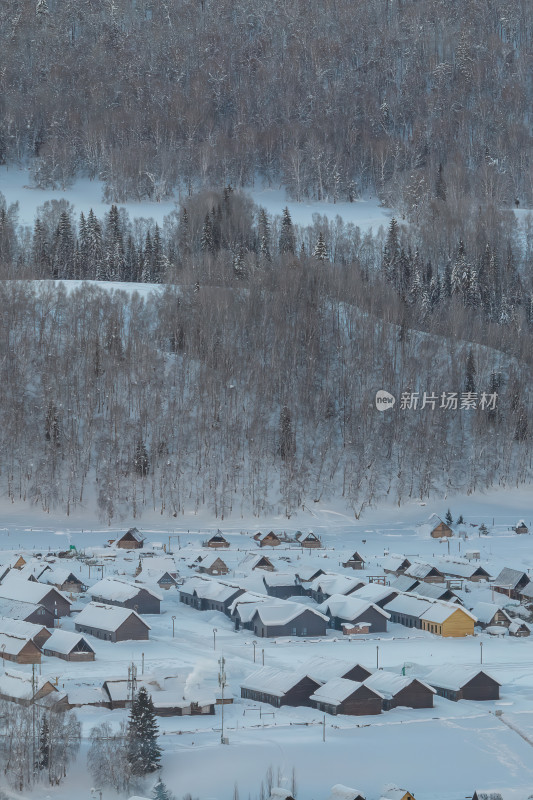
[201,213,214,254]
[313,232,328,262]
[153,777,174,800]
[445,509,453,525]
[134,440,150,477]
[38,716,50,771]
[279,207,295,255]
[127,687,161,776]
[465,349,476,393]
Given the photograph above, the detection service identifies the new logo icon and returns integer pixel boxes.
[375,390,396,411]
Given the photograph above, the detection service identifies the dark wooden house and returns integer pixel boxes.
[90,577,161,614]
[250,604,328,637]
[197,555,230,576]
[205,532,230,549]
[43,629,96,661]
[0,597,55,627]
[310,679,383,716]
[318,594,389,633]
[0,632,42,664]
[425,666,501,701]
[260,531,282,547]
[298,531,322,548]
[115,528,145,549]
[493,568,531,599]
[430,520,453,538]
[45,569,86,593]
[342,551,365,570]
[241,666,320,708]
[0,580,72,619]
[75,602,151,642]
[263,574,302,599]
[179,577,245,613]
[363,672,435,710]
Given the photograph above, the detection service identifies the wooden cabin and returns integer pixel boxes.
[509,620,530,637]
[380,789,416,800]
[514,521,529,534]
[0,632,42,664]
[471,602,512,630]
[342,551,365,570]
[0,580,72,618]
[0,672,63,707]
[299,531,322,548]
[205,533,230,548]
[250,604,328,638]
[430,520,453,538]
[75,602,150,642]
[363,672,435,710]
[197,556,229,576]
[43,629,95,661]
[116,528,145,549]
[310,679,383,716]
[45,569,86,593]
[242,554,275,571]
[90,577,161,614]
[241,667,320,708]
[492,568,530,600]
[425,667,501,701]
[419,604,476,637]
[260,531,282,547]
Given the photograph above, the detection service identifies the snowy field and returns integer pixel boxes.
[1,488,533,799]
[0,165,390,232]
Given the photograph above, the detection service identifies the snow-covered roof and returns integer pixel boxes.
[411,582,458,601]
[405,561,443,580]
[327,785,365,800]
[492,568,529,589]
[309,573,364,596]
[67,686,109,706]
[229,592,270,619]
[0,631,35,655]
[268,790,294,800]
[45,567,82,586]
[75,602,150,632]
[0,575,71,606]
[118,528,144,543]
[420,602,475,624]
[43,629,94,655]
[317,594,389,621]
[0,616,47,641]
[384,594,431,617]
[351,584,396,603]
[180,576,242,603]
[518,581,533,599]
[253,601,328,626]
[471,602,512,625]
[0,668,57,700]
[197,554,228,570]
[390,576,419,592]
[262,573,297,587]
[310,678,382,706]
[90,576,162,602]
[0,596,46,620]
[304,656,369,684]
[241,666,313,697]
[436,559,491,579]
[363,671,435,699]
[425,665,500,691]
[381,555,411,572]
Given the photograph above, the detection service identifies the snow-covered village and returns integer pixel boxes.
[0,494,532,800]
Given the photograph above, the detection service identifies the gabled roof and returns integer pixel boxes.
[352,584,397,604]
[43,629,94,655]
[0,668,58,700]
[363,671,435,699]
[411,582,459,602]
[0,631,37,655]
[381,555,412,572]
[437,559,491,579]
[405,561,445,580]
[45,568,84,586]
[0,616,49,642]
[241,666,316,698]
[241,553,275,570]
[118,528,145,543]
[425,665,500,691]
[391,576,419,593]
[471,602,512,625]
[0,576,71,607]
[0,596,48,620]
[493,567,529,589]
[75,602,150,633]
[317,594,390,621]
[253,602,328,627]
[180,576,242,603]
[207,532,229,544]
[90,576,162,603]
[304,656,371,684]
[384,594,432,618]
[420,603,475,624]
[310,678,383,706]
[310,573,365,597]
[263,573,297,588]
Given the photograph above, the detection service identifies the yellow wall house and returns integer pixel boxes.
[420,605,476,637]
[380,788,417,800]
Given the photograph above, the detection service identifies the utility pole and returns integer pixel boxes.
[322,714,326,742]
[127,662,137,708]
[218,656,228,744]
[376,645,379,669]
[32,663,37,779]
[480,641,483,664]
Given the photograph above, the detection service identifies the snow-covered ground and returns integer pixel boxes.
[2,491,533,799]
[0,165,392,231]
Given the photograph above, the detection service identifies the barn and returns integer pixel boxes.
[90,577,161,614]
[75,602,151,642]
[43,629,96,661]
[425,666,501,701]
[310,678,383,716]
[241,666,320,708]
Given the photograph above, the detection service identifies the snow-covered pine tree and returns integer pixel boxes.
[201,213,214,254]
[153,777,174,800]
[38,716,50,771]
[313,232,328,261]
[465,349,476,393]
[278,207,295,255]
[445,509,453,525]
[127,686,162,776]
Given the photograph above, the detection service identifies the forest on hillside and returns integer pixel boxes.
[0,0,531,211]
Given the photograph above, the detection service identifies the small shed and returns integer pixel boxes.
[310,678,383,716]
[116,528,145,549]
[430,520,453,538]
[342,552,365,570]
[205,532,230,549]
[197,555,229,576]
[514,521,529,534]
[299,531,322,549]
[42,629,95,661]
